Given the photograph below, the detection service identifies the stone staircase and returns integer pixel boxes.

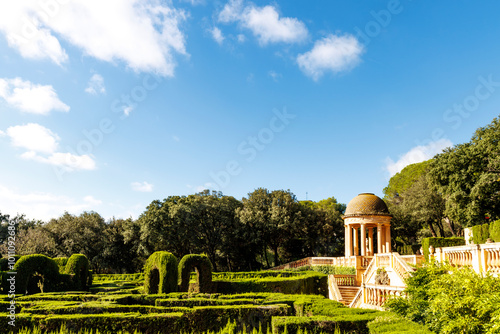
[338,286,361,306]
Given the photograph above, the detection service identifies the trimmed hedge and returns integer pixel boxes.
[14,255,61,294]
[178,254,212,293]
[0,256,20,271]
[144,251,178,294]
[65,255,90,291]
[422,237,465,260]
[214,272,328,297]
[471,223,490,244]
[490,219,500,242]
[53,258,69,274]
[367,313,433,333]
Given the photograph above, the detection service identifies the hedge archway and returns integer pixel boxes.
[144,251,178,294]
[65,254,90,291]
[13,254,60,294]
[178,254,213,293]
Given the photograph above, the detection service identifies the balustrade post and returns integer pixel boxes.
[472,244,481,273]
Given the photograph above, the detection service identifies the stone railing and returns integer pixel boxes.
[432,242,500,275]
[392,253,415,282]
[363,284,405,309]
[334,274,357,286]
[270,257,312,270]
[328,275,343,302]
[400,255,425,266]
[349,286,363,308]
[270,256,362,271]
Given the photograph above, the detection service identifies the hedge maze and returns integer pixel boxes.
[0,253,431,333]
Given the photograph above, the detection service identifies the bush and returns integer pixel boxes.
[14,255,61,294]
[472,223,490,244]
[421,237,465,260]
[309,266,356,275]
[143,251,178,294]
[214,272,328,296]
[367,313,433,333]
[178,254,212,293]
[53,258,69,274]
[489,220,500,242]
[0,256,21,271]
[65,255,90,291]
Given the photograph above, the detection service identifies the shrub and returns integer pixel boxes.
[421,237,465,260]
[178,254,213,293]
[0,256,21,271]
[65,255,90,291]
[367,313,433,333]
[14,255,61,294]
[309,266,356,275]
[472,223,490,244]
[489,220,500,242]
[144,251,178,294]
[53,258,69,274]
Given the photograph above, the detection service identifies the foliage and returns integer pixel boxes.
[387,261,500,334]
[13,254,61,294]
[367,313,433,333]
[305,265,356,276]
[421,237,465,260]
[178,254,213,293]
[383,160,431,199]
[428,115,500,227]
[472,223,491,244]
[53,258,69,274]
[65,254,90,291]
[143,251,178,294]
[489,219,500,242]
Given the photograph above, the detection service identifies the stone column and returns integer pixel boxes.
[360,224,367,256]
[385,224,391,253]
[353,226,359,256]
[368,227,374,256]
[377,225,383,254]
[346,225,353,257]
[344,225,349,256]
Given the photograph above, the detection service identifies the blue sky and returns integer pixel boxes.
[0,0,500,221]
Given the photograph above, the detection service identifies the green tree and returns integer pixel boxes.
[429,115,500,227]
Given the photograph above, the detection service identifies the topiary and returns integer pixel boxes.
[65,254,90,291]
[490,220,500,242]
[52,257,69,274]
[144,251,178,294]
[178,254,213,293]
[13,254,60,294]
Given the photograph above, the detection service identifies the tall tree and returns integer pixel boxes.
[429,115,500,227]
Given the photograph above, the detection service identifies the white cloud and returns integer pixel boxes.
[385,139,453,177]
[131,181,154,192]
[123,105,134,117]
[181,0,204,5]
[0,184,102,221]
[0,77,70,115]
[210,26,225,45]
[6,123,59,153]
[21,151,96,171]
[5,123,96,171]
[237,34,246,43]
[268,70,282,82]
[218,1,308,45]
[0,1,188,76]
[85,73,106,95]
[219,0,244,23]
[297,34,364,81]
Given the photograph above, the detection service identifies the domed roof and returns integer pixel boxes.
[343,193,391,217]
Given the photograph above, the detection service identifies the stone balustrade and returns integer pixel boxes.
[334,274,357,286]
[363,284,405,309]
[431,242,500,275]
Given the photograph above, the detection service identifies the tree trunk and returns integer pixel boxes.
[444,217,457,236]
[428,222,438,237]
[263,247,270,268]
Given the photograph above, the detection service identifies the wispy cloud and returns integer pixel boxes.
[85,73,106,95]
[218,0,308,45]
[4,123,96,171]
[0,1,188,76]
[0,77,69,115]
[268,70,282,82]
[131,181,154,192]
[385,139,453,177]
[297,34,364,81]
[209,26,225,45]
[0,184,101,221]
